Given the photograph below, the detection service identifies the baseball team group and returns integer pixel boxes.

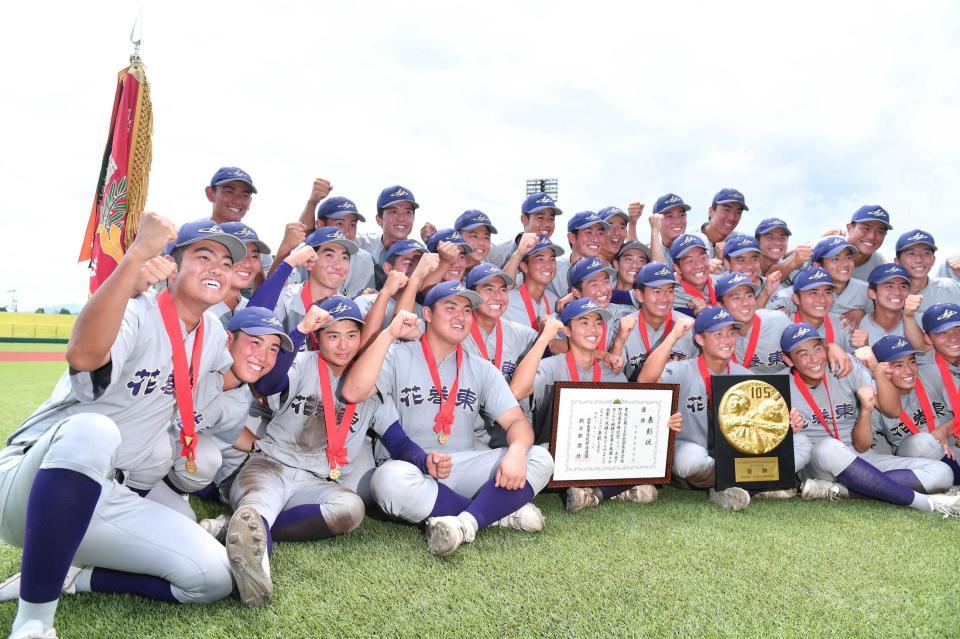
[3,167,960,638]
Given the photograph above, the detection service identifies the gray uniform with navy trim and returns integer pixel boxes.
[914,277,960,315]
[612,310,698,381]
[734,309,792,374]
[503,287,558,330]
[857,314,905,347]
[852,252,887,281]
[548,257,573,299]
[770,278,871,319]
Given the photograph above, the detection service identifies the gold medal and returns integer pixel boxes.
[718,380,789,455]
[329,467,341,481]
[185,459,198,475]
[438,432,449,445]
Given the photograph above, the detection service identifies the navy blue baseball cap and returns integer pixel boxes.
[922,303,960,334]
[712,188,748,211]
[317,295,365,329]
[423,280,482,309]
[210,166,257,194]
[426,229,473,254]
[567,210,611,233]
[616,240,651,261]
[724,234,761,257]
[168,219,247,263]
[466,262,515,289]
[793,266,834,292]
[377,185,419,211]
[598,206,628,223]
[569,257,616,288]
[524,234,565,259]
[851,205,892,230]
[669,234,708,261]
[221,222,271,255]
[636,262,676,288]
[228,307,293,352]
[780,322,823,353]
[868,263,910,286]
[872,335,920,363]
[653,193,691,215]
[812,236,858,263]
[522,192,563,216]
[316,196,366,223]
[895,229,937,255]
[305,226,358,255]
[560,297,613,325]
[454,210,498,234]
[755,217,792,237]
[715,271,760,299]
[694,306,742,334]
[384,238,428,261]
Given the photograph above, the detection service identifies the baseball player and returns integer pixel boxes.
[779,324,960,515]
[638,306,812,510]
[0,216,249,638]
[647,193,690,267]
[302,195,377,298]
[353,239,429,331]
[893,229,960,315]
[206,166,257,224]
[501,234,562,331]
[753,217,806,279]
[548,211,610,299]
[462,263,538,447]
[354,185,419,289]
[487,192,563,267]
[610,239,651,301]
[690,188,748,259]
[598,206,630,263]
[607,262,698,381]
[425,229,473,283]
[454,210,498,268]
[720,234,782,309]
[713,271,792,374]
[669,234,718,317]
[340,281,555,557]
[915,303,960,431]
[205,221,270,328]
[868,335,960,484]
[849,264,922,349]
[775,266,856,353]
[846,205,892,281]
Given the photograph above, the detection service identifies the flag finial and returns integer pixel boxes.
[130,8,143,63]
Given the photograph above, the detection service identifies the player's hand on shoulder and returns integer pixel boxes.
[298,304,331,334]
[388,310,421,340]
[826,343,853,377]
[129,212,178,259]
[840,308,865,331]
[496,448,528,490]
[426,451,452,480]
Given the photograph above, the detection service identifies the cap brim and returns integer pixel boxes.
[250,240,271,255]
[321,211,367,223]
[573,219,612,232]
[566,306,614,324]
[213,178,257,194]
[528,244,565,258]
[726,248,760,257]
[472,271,516,289]
[443,290,483,308]
[177,234,247,264]
[527,205,563,216]
[381,199,419,210]
[928,320,960,334]
[878,348,921,362]
[318,315,366,331]
[714,199,748,211]
[699,319,744,333]
[241,327,294,352]
[639,278,676,288]
[315,238,359,256]
[459,222,499,234]
[574,266,616,287]
[719,281,761,298]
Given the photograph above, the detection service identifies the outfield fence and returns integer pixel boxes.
[0,313,75,343]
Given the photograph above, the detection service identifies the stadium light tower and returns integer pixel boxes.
[526,178,558,200]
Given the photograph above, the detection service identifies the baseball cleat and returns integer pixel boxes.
[564,487,601,514]
[199,514,230,543]
[946,486,960,497]
[708,487,751,512]
[800,479,843,501]
[226,506,272,606]
[8,620,58,639]
[0,566,83,603]
[610,485,658,504]
[927,493,960,518]
[753,488,798,500]
[424,516,465,557]
[489,503,546,532]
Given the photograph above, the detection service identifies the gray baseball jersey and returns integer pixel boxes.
[857,314,905,347]
[914,277,960,315]
[672,276,718,315]
[376,340,520,453]
[918,359,960,422]
[355,232,390,289]
[613,310,698,381]
[661,358,751,449]
[690,230,719,260]
[769,278,871,319]
[8,293,232,475]
[503,287,558,330]
[288,247,376,299]
[787,360,874,446]
[487,236,521,268]
[462,319,538,380]
[872,384,950,450]
[937,256,960,283]
[852,251,887,281]
[547,257,574,298]
[734,309,792,374]
[208,295,249,330]
[353,292,424,332]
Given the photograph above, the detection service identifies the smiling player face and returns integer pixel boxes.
[574,272,612,307]
[475,278,509,321]
[721,287,758,324]
[869,279,909,312]
[896,246,936,280]
[568,224,604,257]
[602,216,628,257]
[461,227,491,265]
[639,284,675,321]
[322,214,360,241]
[818,249,854,284]
[793,286,834,321]
[171,240,233,306]
[228,331,281,383]
[309,244,350,289]
[565,313,605,352]
[784,339,828,385]
[886,354,918,392]
[522,210,556,236]
[230,242,262,292]
[676,247,709,287]
[695,326,737,361]
[614,248,648,288]
[424,296,474,346]
[317,319,362,371]
[206,181,253,223]
[758,229,789,261]
[846,221,888,257]
[378,202,415,243]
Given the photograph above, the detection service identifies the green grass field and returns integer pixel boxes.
[0,362,957,638]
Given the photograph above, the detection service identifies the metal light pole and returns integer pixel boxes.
[525,178,558,200]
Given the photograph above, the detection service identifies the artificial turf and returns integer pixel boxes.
[0,362,956,638]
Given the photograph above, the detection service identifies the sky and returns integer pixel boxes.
[1,1,959,311]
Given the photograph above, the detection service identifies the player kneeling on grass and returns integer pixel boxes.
[0,216,248,639]
[212,298,394,605]
[341,281,555,557]
[510,297,681,513]
[638,307,813,511]
[779,324,960,515]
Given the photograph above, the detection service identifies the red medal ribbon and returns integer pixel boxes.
[899,378,936,435]
[157,289,205,463]
[935,354,960,438]
[732,315,761,368]
[792,371,840,440]
[793,312,834,344]
[696,355,730,410]
[300,284,320,350]
[469,319,503,370]
[420,335,463,440]
[317,356,357,473]
[565,349,601,382]
[637,313,673,354]
[519,283,550,331]
[680,279,718,306]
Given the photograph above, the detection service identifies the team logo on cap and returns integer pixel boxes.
[337,201,354,209]
[665,195,680,204]
[884,265,900,273]
[199,224,225,234]
[328,230,346,240]
[588,259,603,269]
[937,308,957,321]
[728,273,749,285]
[606,207,624,216]
[234,227,257,238]
[808,270,828,280]
[262,316,282,327]
[905,231,929,242]
[449,232,464,241]
[472,215,488,222]
[680,236,695,246]
[583,300,599,310]
[389,188,409,197]
[536,195,554,204]
[865,208,885,217]
[329,302,352,315]
[452,284,467,293]
[713,309,730,320]
[893,338,907,349]
[226,169,247,178]
[793,327,811,338]
[655,267,670,277]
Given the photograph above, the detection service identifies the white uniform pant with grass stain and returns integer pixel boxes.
[803,438,953,492]
[0,414,232,604]
[673,433,813,488]
[370,446,555,524]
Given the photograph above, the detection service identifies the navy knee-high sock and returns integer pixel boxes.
[194,482,221,502]
[89,568,177,603]
[258,516,274,556]
[20,469,102,604]
[837,457,915,506]
[883,469,926,493]
[598,486,631,500]
[941,456,960,485]
[465,480,535,529]
[271,505,332,542]
[428,483,471,518]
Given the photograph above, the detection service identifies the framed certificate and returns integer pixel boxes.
[547,382,679,488]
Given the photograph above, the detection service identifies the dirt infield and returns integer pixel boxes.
[0,351,66,362]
